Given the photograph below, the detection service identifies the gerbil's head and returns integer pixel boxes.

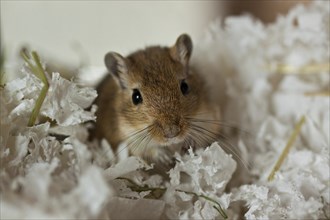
[104,34,207,146]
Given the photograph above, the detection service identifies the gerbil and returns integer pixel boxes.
[93,34,221,165]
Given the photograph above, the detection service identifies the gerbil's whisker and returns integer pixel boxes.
[110,125,151,163]
[189,123,251,171]
[183,133,196,151]
[143,126,158,163]
[191,128,216,151]
[138,130,154,161]
[123,125,151,141]
[186,116,254,138]
[188,129,206,147]
[186,116,256,151]
[127,130,149,157]
[217,135,252,171]
[188,118,252,162]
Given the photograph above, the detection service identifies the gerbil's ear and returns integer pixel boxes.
[170,34,193,66]
[104,52,128,89]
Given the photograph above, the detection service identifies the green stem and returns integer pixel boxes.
[116,177,166,200]
[176,189,228,219]
[27,85,48,126]
[32,52,48,84]
[268,116,306,181]
[117,177,228,219]
[116,177,166,193]
[21,50,50,127]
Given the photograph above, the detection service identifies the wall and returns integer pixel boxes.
[1,1,223,67]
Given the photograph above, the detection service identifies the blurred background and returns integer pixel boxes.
[1,1,310,80]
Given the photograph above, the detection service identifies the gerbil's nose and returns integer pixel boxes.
[163,125,181,138]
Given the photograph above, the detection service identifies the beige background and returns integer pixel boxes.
[1,1,223,67]
[1,1,307,76]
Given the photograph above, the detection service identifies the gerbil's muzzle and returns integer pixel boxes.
[163,124,181,138]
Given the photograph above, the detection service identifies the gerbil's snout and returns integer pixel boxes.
[156,115,187,144]
[163,124,181,138]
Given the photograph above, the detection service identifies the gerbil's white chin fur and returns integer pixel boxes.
[160,137,184,146]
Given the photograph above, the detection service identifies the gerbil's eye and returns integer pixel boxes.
[180,80,189,95]
[132,89,143,105]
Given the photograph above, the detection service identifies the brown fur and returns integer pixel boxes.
[93,34,221,163]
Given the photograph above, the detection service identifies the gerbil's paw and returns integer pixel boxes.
[152,148,176,171]
[159,156,176,170]
[158,148,173,164]
[181,139,197,153]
